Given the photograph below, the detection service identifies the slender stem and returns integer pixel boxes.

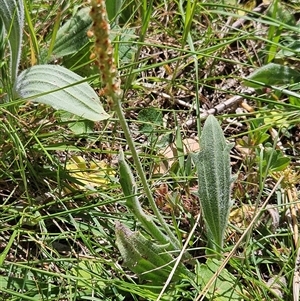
[119,149,170,244]
[112,95,180,248]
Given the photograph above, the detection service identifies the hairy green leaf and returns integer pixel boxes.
[14,64,110,121]
[118,150,171,245]
[52,7,92,59]
[245,63,300,88]
[115,222,189,284]
[196,259,243,300]
[191,115,233,253]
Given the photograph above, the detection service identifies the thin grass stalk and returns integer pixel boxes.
[178,0,202,136]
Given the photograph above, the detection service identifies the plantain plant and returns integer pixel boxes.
[89,0,235,283]
[88,0,194,283]
[2,0,236,292]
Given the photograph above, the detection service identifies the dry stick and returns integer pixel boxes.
[185,88,255,127]
[194,175,284,301]
[293,247,300,301]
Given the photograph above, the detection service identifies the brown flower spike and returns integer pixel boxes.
[89,0,121,106]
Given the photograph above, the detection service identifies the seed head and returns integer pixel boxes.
[88,0,121,102]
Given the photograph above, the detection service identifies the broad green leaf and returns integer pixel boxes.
[267,1,296,26]
[58,111,94,134]
[196,259,243,301]
[52,7,92,59]
[259,144,290,176]
[70,261,106,289]
[138,107,163,135]
[245,63,300,88]
[0,0,24,82]
[111,27,137,64]
[13,64,110,121]
[60,26,136,78]
[276,41,300,59]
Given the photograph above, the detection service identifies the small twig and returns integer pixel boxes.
[293,247,300,301]
[184,88,255,128]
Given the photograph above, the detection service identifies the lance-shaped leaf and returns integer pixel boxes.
[106,0,123,23]
[52,7,92,59]
[118,149,172,245]
[115,222,190,284]
[191,115,233,254]
[0,0,24,82]
[244,63,300,89]
[14,64,110,121]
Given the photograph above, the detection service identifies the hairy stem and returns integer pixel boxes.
[113,95,181,249]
